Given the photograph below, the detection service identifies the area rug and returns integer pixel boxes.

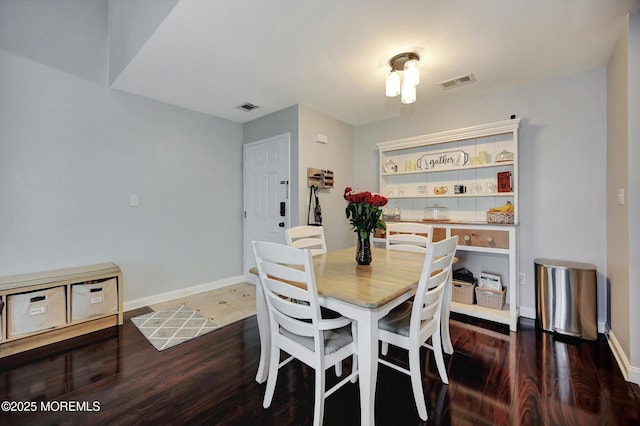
[131,304,220,351]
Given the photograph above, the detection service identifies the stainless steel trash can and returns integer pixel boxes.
[535,259,597,340]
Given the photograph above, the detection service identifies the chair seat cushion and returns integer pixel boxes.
[378,301,413,337]
[281,325,353,355]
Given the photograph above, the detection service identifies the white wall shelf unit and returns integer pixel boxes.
[377,119,521,330]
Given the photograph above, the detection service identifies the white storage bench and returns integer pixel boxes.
[0,263,123,358]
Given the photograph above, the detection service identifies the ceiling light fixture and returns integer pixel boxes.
[385,52,420,104]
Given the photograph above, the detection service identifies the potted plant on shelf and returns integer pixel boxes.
[344,187,388,265]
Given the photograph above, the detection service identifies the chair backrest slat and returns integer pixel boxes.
[264,282,312,318]
[261,262,308,289]
[286,226,327,256]
[271,308,316,337]
[386,223,434,253]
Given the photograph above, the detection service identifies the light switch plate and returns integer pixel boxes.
[129,194,139,207]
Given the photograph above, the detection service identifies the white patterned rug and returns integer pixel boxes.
[131,305,220,351]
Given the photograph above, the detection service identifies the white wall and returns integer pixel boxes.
[0,50,244,303]
[355,68,607,322]
[628,9,640,375]
[605,11,640,384]
[107,0,179,85]
[607,14,631,366]
[0,0,108,85]
[298,105,355,250]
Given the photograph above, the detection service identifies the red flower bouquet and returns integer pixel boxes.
[344,187,388,239]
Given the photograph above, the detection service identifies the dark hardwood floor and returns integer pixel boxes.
[1,308,638,425]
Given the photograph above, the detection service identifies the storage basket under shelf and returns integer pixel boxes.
[452,280,476,305]
[486,211,514,224]
[475,287,506,310]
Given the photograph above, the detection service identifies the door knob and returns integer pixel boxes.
[278,222,285,228]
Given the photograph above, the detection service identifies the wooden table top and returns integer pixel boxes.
[307,246,425,309]
[251,246,453,309]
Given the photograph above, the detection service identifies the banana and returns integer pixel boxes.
[489,201,514,213]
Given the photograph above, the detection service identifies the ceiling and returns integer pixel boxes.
[111,0,640,126]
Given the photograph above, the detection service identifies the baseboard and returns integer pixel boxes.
[607,329,640,385]
[598,321,607,334]
[123,275,247,312]
[631,364,640,384]
[244,273,257,285]
[519,306,536,319]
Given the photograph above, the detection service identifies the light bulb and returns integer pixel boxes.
[385,70,400,97]
[401,82,416,104]
[403,59,420,86]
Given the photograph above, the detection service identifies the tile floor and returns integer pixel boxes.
[150,282,257,326]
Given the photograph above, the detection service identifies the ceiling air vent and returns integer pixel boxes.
[236,102,261,112]
[438,73,476,90]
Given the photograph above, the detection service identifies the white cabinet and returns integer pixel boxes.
[377,119,521,330]
[0,263,123,357]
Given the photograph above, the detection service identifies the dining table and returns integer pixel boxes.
[252,246,454,426]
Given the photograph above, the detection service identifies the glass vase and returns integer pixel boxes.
[356,233,372,265]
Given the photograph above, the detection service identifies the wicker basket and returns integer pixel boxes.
[486,211,514,224]
[475,287,506,310]
[452,280,476,305]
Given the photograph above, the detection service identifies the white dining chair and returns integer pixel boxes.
[385,222,433,253]
[285,224,348,374]
[377,235,458,421]
[285,225,328,256]
[382,222,433,357]
[252,241,358,426]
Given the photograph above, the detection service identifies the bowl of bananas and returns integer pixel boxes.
[486,201,514,224]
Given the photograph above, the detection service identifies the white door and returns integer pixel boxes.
[243,133,290,276]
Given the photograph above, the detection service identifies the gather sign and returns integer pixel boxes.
[416,150,469,170]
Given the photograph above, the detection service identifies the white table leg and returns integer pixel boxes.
[321,291,411,426]
[255,279,270,384]
[441,274,453,355]
[356,311,378,426]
